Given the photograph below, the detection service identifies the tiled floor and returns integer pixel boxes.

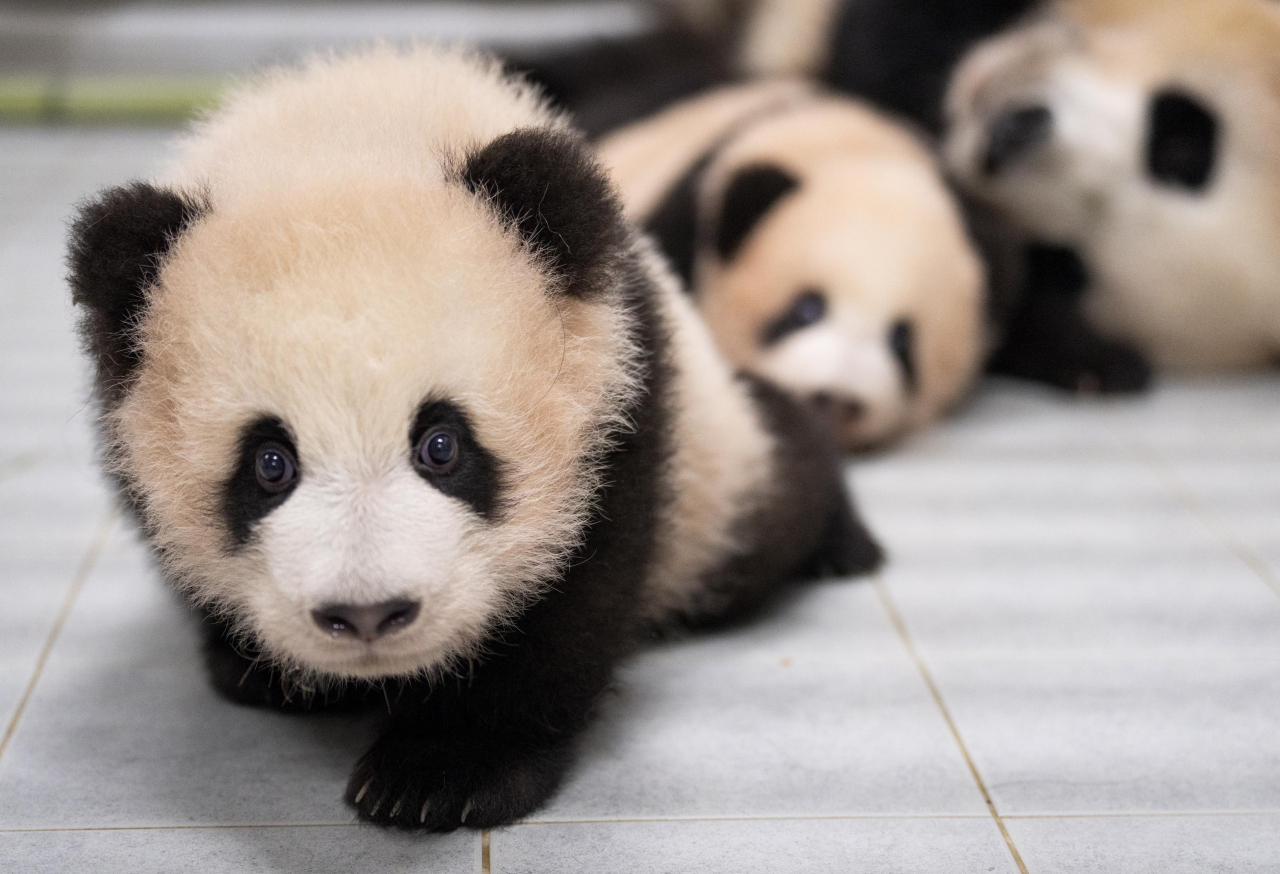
[0,126,1278,874]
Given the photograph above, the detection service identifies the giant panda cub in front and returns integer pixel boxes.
[67,47,882,831]
[599,82,986,450]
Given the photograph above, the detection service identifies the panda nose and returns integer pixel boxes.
[311,599,421,642]
[811,392,866,426]
[984,104,1053,176]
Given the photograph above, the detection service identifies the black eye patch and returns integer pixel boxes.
[222,416,301,550]
[762,289,827,347]
[716,164,801,263]
[889,319,918,394]
[409,400,505,521]
[1146,89,1219,192]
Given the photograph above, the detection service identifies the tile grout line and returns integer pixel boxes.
[3,810,1277,835]
[481,829,491,874]
[0,508,115,763]
[874,578,1031,874]
[1114,419,1280,603]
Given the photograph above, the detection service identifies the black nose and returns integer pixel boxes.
[312,599,421,642]
[811,392,866,426]
[983,104,1053,176]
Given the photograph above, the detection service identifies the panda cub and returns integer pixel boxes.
[944,0,1280,372]
[599,81,986,449]
[68,47,881,831]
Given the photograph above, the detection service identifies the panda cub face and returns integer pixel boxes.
[71,54,641,683]
[696,108,985,449]
[944,12,1224,240]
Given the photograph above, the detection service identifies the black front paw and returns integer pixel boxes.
[1061,338,1152,395]
[346,729,571,831]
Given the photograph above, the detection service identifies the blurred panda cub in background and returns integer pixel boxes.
[729,0,1280,375]
[68,46,881,832]
[600,81,986,449]
[944,0,1280,371]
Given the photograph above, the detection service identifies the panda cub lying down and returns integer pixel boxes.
[68,47,882,831]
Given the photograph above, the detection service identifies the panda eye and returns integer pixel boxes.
[416,428,459,474]
[254,443,298,494]
[762,289,827,346]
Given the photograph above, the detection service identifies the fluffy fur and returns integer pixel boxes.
[68,45,880,832]
[600,82,986,449]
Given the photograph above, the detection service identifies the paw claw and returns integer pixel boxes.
[420,801,431,824]
[354,779,373,805]
[460,800,473,824]
[390,798,403,818]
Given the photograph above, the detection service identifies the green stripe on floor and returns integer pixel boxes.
[0,76,226,124]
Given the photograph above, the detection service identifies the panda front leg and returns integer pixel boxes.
[343,559,646,831]
[988,244,1153,393]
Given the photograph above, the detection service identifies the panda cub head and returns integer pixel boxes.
[944,0,1280,369]
[69,48,643,683]
[624,88,985,449]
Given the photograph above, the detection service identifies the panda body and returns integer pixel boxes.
[600,82,986,449]
[69,46,880,831]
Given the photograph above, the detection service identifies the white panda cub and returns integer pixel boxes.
[67,46,882,831]
[599,81,986,450]
[944,0,1280,371]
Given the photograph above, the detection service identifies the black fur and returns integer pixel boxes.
[680,376,883,628]
[343,253,671,831]
[644,145,719,290]
[715,165,801,262]
[509,26,736,139]
[1146,89,1218,192]
[825,0,1040,136]
[987,244,1152,393]
[68,182,205,405]
[221,416,300,550]
[461,128,629,299]
[409,399,506,522]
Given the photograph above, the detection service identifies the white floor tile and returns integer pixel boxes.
[492,818,1019,874]
[930,656,1280,815]
[1006,815,1280,874]
[539,584,985,821]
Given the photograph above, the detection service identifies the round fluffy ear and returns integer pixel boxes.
[461,128,630,298]
[67,182,204,403]
[714,164,800,263]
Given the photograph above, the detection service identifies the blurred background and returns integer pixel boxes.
[0,1,656,123]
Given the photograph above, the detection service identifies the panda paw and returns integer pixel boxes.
[346,728,570,831]
[1065,339,1153,395]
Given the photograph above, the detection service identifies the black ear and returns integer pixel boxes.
[714,164,800,263]
[68,182,204,403]
[461,128,629,298]
[643,148,718,291]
